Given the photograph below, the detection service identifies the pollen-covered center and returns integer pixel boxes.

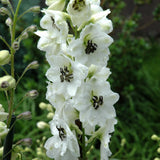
[92,95,103,110]
[72,0,86,12]
[85,40,98,55]
[56,126,66,141]
[60,66,73,82]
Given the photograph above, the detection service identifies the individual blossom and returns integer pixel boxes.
[44,115,80,160]
[68,23,113,67]
[74,80,119,129]
[46,54,87,98]
[40,9,69,44]
[47,0,65,11]
[0,104,8,121]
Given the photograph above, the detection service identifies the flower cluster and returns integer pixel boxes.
[36,0,119,159]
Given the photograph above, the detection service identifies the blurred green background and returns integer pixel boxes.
[0,0,160,159]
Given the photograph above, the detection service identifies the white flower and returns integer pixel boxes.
[0,104,8,121]
[46,84,78,124]
[69,24,113,67]
[67,0,91,27]
[40,9,69,44]
[90,9,113,34]
[74,80,119,128]
[44,115,80,160]
[46,0,65,11]
[100,119,117,160]
[46,54,87,98]
[86,64,111,82]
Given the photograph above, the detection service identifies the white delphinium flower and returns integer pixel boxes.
[40,9,69,44]
[67,0,91,27]
[44,115,80,160]
[74,80,119,129]
[0,104,8,121]
[46,54,87,98]
[69,23,113,67]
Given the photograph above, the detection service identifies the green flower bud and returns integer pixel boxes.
[26,25,37,33]
[151,134,160,141]
[5,17,12,27]
[26,90,39,99]
[0,7,10,16]
[0,75,16,91]
[39,102,47,110]
[17,111,32,120]
[157,147,160,154]
[27,61,39,70]
[0,50,11,65]
[12,41,20,51]
[37,121,49,129]
[29,6,40,13]
[0,0,9,5]
[16,138,32,146]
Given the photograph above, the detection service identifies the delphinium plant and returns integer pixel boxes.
[0,0,40,159]
[36,0,119,159]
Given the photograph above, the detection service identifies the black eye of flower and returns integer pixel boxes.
[85,40,98,55]
[92,95,103,110]
[56,126,66,141]
[60,66,73,82]
[72,0,85,12]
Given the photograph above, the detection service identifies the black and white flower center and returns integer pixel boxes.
[72,0,86,12]
[50,17,60,31]
[60,66,73,82]
[92,95,103,110]
[85,40,98,54]
[56,126,66,141]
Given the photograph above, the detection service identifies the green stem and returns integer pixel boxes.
[17,8,32,21]
[81,127,86,160]
[7,0,22,128]
[0,36,11,50]
[7,1,15,15]
[0,66,9,75]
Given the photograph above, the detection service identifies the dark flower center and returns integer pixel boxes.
[60,66,73,82]
[56,126,66,141]
[92,95,103,110]
[85,40,98,54]
[72,0,85,11]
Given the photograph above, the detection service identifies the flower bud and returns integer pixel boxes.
[120,138,126,147]
[157,147,160,154]
[0,147,3,157]
[37,121,49,129]
[0,75,16,91]
[151,134,160,141]
[20,32,28,41]
[0,0,9,5]
[154,158,160,160]
[0,50,11,65]
[17,111,32,120]
[29,6,40,13]
[47,112,54,119]
[26,25,37,32]
[12,41,20,51]
[26,90,39,99]
[39,102,47,110]
[5,17,12,27]
[16,138,32,146]
[0,7,9,16]
[0,121,9,138]
[27,61,39,70]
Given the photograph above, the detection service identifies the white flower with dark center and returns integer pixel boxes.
[46,54,87,98]
[69,24,113,67]
[44,115,80,160]
[40,9,69,44]
[74,80,119,128]
[67,0,91,27]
